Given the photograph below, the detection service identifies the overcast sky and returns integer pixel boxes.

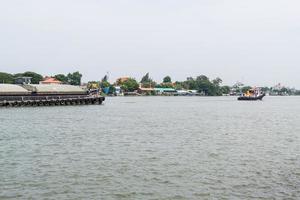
[0,0,299,87]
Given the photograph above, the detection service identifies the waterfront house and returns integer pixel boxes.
[175,89,200,96]
[176,90,189,96]
[137,87,155,95]
[188,90,201,96]
[154,88,177,95]
[40,77,62,85]
[15,77,32,85]
[116,77,130,85]
[115,86,124,96]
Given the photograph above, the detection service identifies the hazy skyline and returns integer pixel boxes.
[0,0,299,87]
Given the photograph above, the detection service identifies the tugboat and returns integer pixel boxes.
[238,88,265,101]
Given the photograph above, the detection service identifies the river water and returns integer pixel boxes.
[0,96,299,199]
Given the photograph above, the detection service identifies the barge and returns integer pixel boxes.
[0,84,105,107]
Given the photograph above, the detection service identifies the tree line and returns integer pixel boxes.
[90,73,231,96]
[0,71,82,85]
[1,71,299,96]
[91,72,300,96]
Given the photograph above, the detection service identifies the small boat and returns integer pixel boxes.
[237,88,265,101]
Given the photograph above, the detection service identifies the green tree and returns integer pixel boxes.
[182,75,223,96]
[221,86,231,95]
[140,73,156,88]
[163,76,172,83]
[102,75,108,82]
[280,87,290,95]
[211,77,223,96]
[100,74,111,90]
[20,71,43,84]
[121,78,139,92]
[261,87,270,93]
[87,81,100,89]
[212,77,222,86]
[0,72,14,83]
[67,71,82,85]
[174,81,184,90]
[179,76,227,96]
[195,75,212,95]
[196,75,209,82]
[232,82,244,94]
[183,77,196,90]
[101,81,110,88]
[141,73,150,83]
[54,74,68,83]
[140,72,156,88]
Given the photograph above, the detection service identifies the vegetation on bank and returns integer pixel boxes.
[0,71,82,85]
[89,73,300,96]
[1,71,299,96]
[0,72,43,84]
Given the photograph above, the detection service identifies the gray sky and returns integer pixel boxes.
[0,0,299,87]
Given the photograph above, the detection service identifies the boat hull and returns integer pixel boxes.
[237,94,265,101]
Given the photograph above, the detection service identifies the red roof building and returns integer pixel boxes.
[40,77,62,84]
[116,77,130,85]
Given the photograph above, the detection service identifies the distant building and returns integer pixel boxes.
[138,87,155,95]
[40,77,62,85]
[154,88,177,95]
[176,90,189,96]
[272,83,283,91]
[116,77,130,85]
[15,77,32,85]
[270,83,289,96]
[188,90,201,96]
[176,89,200,96]
[115,86,124,96]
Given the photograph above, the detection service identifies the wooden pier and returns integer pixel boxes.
[0,95,105,107]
